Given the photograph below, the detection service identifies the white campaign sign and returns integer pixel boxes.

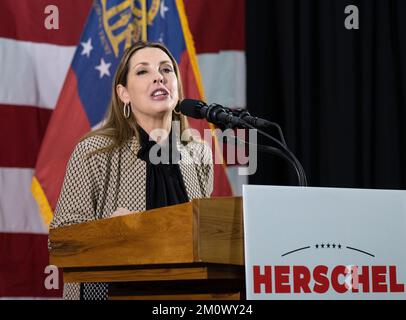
[243,185,406,300]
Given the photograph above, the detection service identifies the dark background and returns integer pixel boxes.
[247,0,406,189]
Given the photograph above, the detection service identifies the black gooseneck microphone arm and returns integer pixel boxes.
[237,122,308,187]
[228,134,303,186]
[179,99,308,186]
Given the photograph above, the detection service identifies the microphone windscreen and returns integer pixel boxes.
[179,99,206,119]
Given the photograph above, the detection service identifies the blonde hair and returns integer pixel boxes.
[82,41,189,153]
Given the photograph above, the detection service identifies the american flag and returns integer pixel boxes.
[0,0,245,298]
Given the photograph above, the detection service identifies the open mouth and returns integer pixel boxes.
[150,88,169,98]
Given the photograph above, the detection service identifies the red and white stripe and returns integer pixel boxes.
[0,0,245,298]
[0,0,92,298]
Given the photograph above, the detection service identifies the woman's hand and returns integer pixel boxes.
[110,207,132,218]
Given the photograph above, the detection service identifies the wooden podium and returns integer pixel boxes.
[49,197,245,300]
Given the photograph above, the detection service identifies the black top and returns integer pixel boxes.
[137,126,189,210]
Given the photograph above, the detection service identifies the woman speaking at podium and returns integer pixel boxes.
[49,41,213,299]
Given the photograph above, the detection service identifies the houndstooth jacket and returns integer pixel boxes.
[49,133,213,300]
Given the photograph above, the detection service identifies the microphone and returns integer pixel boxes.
[179,99,308,186]
[230,109,273,128]
[179,99,272,129]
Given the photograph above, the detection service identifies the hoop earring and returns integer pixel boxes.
[123,102,131,119]
[173,104,181,115]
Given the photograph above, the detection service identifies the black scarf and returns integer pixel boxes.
[137,126,189,210]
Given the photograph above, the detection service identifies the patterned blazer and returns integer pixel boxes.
[49,134,213,299]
